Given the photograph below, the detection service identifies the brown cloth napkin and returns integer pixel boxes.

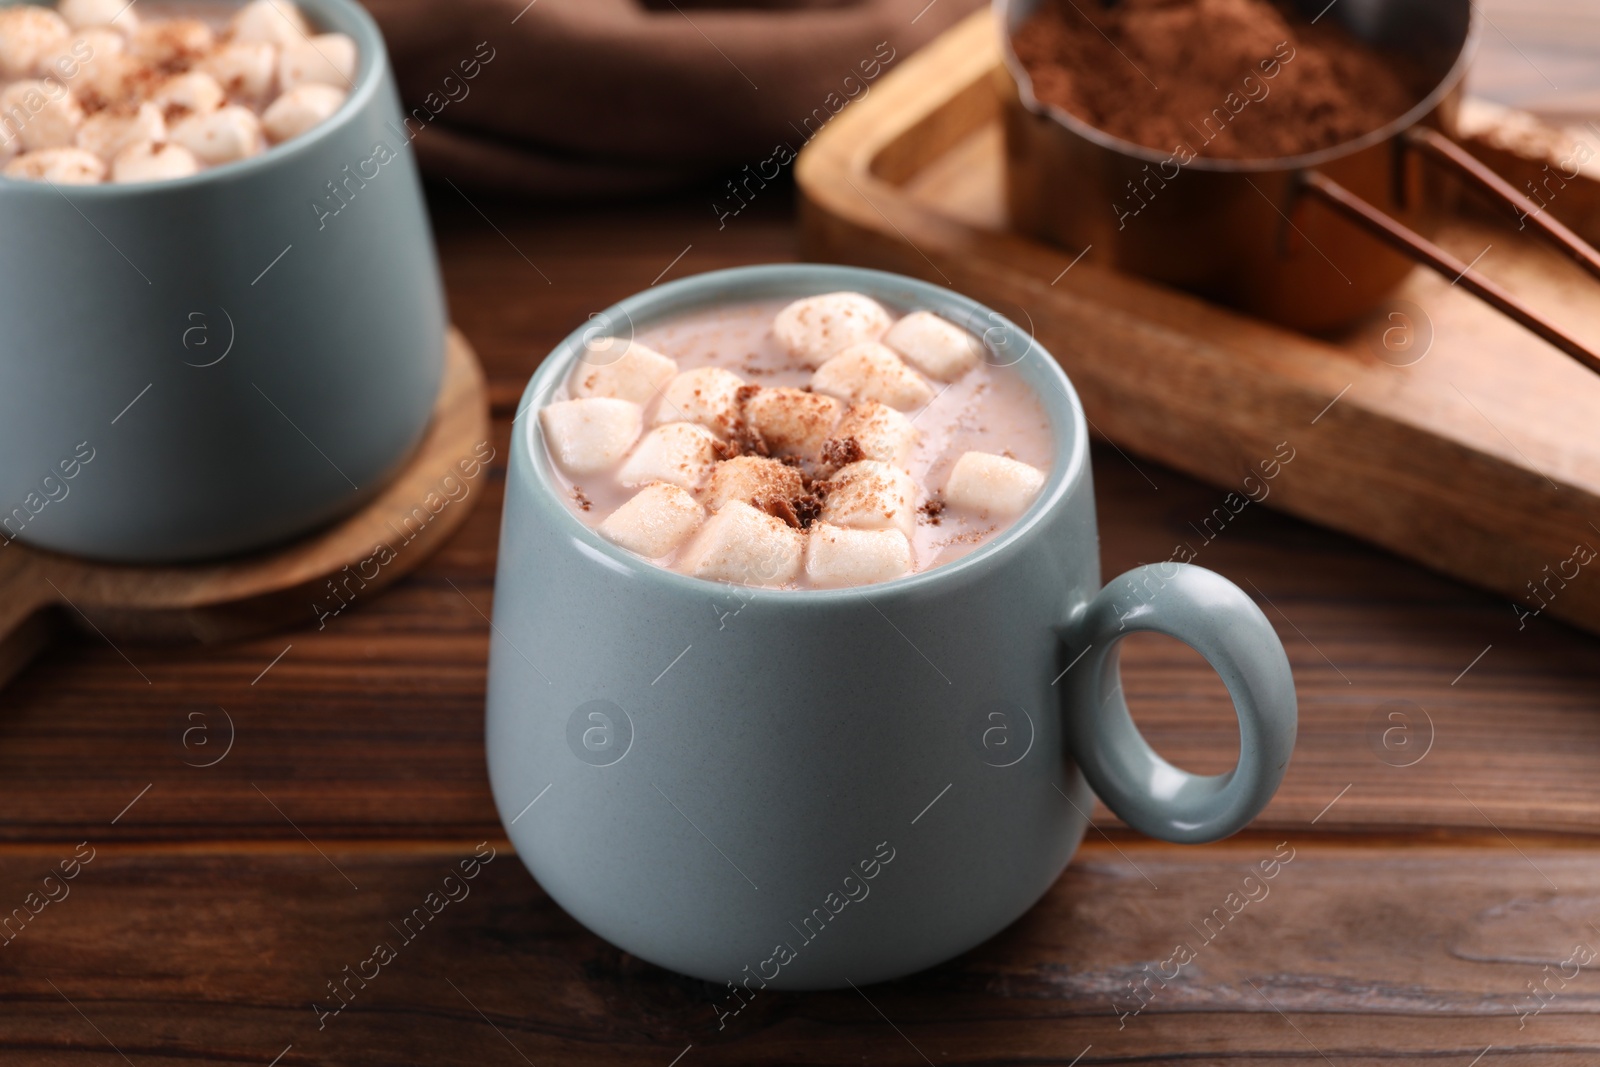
[363,0,985,197]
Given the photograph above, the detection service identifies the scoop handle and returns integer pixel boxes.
[1405,125,1600,285]
[1300,156,1600,377]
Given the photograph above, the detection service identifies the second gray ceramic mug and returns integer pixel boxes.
[486,265,1297,991]
[0,0,445,562]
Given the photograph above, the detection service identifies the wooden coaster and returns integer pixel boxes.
[797,11,1600,636]
[0,328,490,689]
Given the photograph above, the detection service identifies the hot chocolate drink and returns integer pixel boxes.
[537,293,1053,589]
[0,0,355,184]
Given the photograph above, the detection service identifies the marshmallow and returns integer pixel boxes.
[805,523,913,588]
[742,387,842,460]
[76,100,163,161]
[201,40,278,102]
[652,367,745,437]
[0,2,344,186]
[599,483,705,559]
[811,342,935,411]
[568,339,678,406]
[944,451,1046,519]
[618,422,720,491]
[69,46,139,109]
[111,139,198,182]
[278,32,356,90]
[702,455,806,514]
[540,397,642,475]
[0,80,84,150]
[825,401,916,470]
[32,28,108,81]
[229,0,312,48]
[130,18,213,67]
[169,104,264,165]
[4,146,105,183]
[259,81,343,142]
[772,292,892,367]
[679,500,803,586]
[58,0,139,35]
[0,6,69,79]
[152,70,225,119]
[884,311,984,382]
[820,460,917,539]
[74,26,122,55]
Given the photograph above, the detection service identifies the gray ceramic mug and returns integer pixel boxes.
[0,0,445,562]
[486,265,1297,991]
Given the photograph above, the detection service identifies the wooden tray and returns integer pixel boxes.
[798,11,1600,635]
[0,328,489,689]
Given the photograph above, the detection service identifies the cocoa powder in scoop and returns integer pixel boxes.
[1011,0,1424,160]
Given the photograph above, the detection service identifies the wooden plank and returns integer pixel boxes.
[6,837,1600,1064]
[795,10,1600,639]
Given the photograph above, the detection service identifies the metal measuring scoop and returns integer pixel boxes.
[996,0,1600,375]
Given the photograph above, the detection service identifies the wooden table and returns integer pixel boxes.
[4,187,1600,1066]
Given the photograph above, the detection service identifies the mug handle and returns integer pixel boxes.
[1059,563,1297,844]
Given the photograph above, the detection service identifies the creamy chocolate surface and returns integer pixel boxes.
[538,294,1054,589]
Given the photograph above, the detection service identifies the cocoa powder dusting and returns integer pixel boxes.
[788,468,829,530]
[932,526,996,549]
[1011,0,1424,160]
[820,436,866,471]
[759,496,801,528]
[729,385,771,458]
[729,423,770,458]
[755,483,826,530]
[793,493,824,529]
